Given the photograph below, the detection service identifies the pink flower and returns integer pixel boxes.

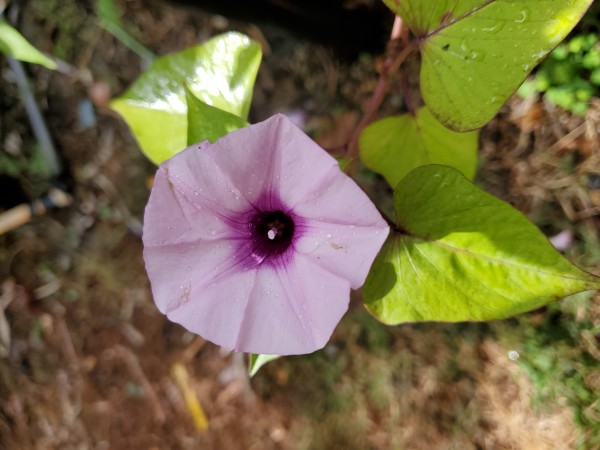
[143,114,389,355]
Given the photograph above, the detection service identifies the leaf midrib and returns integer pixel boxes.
[402,232,599,285]
[423,0,497,39]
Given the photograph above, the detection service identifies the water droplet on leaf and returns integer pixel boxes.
[515,7,529,23]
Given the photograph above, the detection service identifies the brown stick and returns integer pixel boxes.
[0,204,32,236]
[0,189,72,236]
[115,345,166,424]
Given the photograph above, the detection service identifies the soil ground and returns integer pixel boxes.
[1,1,599,449]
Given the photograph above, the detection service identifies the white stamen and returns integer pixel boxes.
[267,229,277,240]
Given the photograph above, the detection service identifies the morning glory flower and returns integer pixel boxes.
[143,114,389,355]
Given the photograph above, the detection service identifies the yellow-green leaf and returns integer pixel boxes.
[186,87,248,145]
[0,18,56,69]
[383,0,593,130]
[111,32,261,164]
[364,165,600,324]
[360,107,478,188]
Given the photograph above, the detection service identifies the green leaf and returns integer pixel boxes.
[359,107,478,188]
[0,18,56,69]
[363,165,600,324]
[582,48,600,69]
[383,0,593,131]
[185,87,248,145]
[111,32,261,164]
[248,354,280,377]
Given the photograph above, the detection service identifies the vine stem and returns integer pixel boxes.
[345,15,415,168]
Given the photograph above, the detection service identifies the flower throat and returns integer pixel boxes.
[252,210,295,256]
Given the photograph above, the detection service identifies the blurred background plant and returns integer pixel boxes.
[519,33,600,115]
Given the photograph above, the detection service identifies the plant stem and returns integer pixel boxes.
[345,16,415,165]
[6,56,61,176]
[395,18,415,114]
[102,21,156,68]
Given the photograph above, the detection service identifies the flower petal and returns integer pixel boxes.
[163,140,253,215]
[294,219,388,289]
[165,266,256,351]
[291,162,389,289]
[202,114,341,209]
[258,114,342,208]
[195,119,282,208]
[234,254,351,354]
[144,239,239,314]
[291,166,386,226]
[163,251,350,355]
[143,165,230,246]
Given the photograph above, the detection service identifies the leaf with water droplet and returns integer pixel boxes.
[360,107,478,188]
[111,32,261,164]
[383,0,593,131]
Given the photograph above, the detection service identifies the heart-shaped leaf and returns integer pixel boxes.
[111,32,261,164]
[383,0,593,131]
[0,18,56,69]
[359,107,478,188]
[186,87,248,145]
[364,165,600,324]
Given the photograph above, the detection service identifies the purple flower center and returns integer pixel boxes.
[251,210,295,259]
